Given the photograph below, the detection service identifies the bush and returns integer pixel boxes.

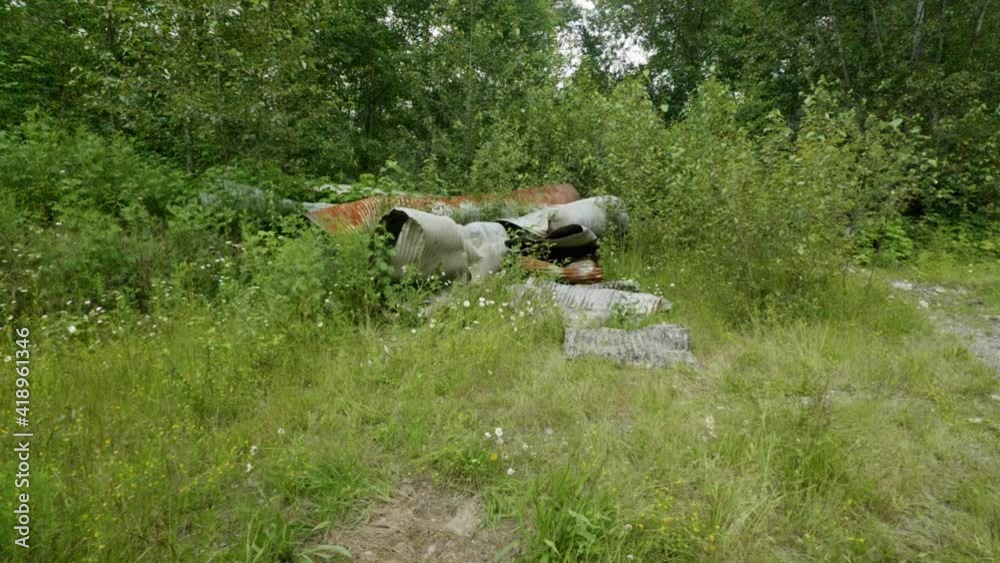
[0,114,191,221]
[610,79,919,319]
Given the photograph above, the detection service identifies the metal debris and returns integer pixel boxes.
[500,196,627,265]
[500,195,628,240]
[511,278,670,325]
[586,279,641,292]
[564,324,697,369]
[307,184,581,233]
[381,208,509,282]
[381,195,631,284]
[518,257,605,285]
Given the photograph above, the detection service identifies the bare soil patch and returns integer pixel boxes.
[326,478,518,562]
[892,280,1000,375]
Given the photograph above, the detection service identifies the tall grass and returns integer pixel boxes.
[2,256,998,561]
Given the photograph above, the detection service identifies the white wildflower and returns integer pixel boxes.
[704,415,717,439]
[277,428,286,436]
[463,300,470,308]
[245,463,253,473]
[3,356,11,363]
[495,427,503,438]
[250,445,258,456]
[67,325,77,335]
[506,467,515,476]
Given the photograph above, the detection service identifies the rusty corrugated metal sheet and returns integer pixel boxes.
[518,257,605,284]
[561,259,605,284]
[306,184,581,233]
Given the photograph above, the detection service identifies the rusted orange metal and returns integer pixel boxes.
[518,257,605,285]
[306,184,581,233]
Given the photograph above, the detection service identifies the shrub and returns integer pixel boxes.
[612,78,920,319]
[0,114,190,221]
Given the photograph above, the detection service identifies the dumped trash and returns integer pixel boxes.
[511,278,696,369]
[380,195,628,285]
[585,279,641,292]
[518,257,604,285]
[307,184,581,233]
[564,324,697,369]
[501,195,627,264]
[511,278,670,325]
[501,195,628,241]
[381,208,509,283]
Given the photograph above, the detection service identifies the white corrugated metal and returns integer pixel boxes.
[460,222,509,282]
[510,278,671,325]
[564,324,697,369]
[382,209,509,283]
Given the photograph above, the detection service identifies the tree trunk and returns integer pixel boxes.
[936,0,947,64]
[827,1,852,89]
[911,0,926,65]
[969,0,991,57]
[870,0,886,63]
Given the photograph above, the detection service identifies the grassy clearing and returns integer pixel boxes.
[2,249,999,562]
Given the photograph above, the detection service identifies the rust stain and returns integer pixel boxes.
[518,257,605,285]
[306,184,581,233]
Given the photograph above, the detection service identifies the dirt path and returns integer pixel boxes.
[891,280,1000,375]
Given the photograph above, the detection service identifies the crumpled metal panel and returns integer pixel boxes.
[381,209,510,282]
[461,222,509,282]
[511,278,670,325]
[564,324,697,369]
[382,208,468,280]
[500,206,552,238]
[548,195,629,238]
[307,184,581,233]
[500,195,628,240]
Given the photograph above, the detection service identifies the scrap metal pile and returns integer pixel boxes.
[306,183,622,285]
[306,184,696,368]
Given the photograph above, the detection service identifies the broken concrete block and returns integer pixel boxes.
[564,323,697,369]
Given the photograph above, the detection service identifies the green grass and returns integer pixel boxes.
[900,251,1000,314]
[2,250,999,561]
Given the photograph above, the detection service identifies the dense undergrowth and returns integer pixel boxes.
[5,77,995,325]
